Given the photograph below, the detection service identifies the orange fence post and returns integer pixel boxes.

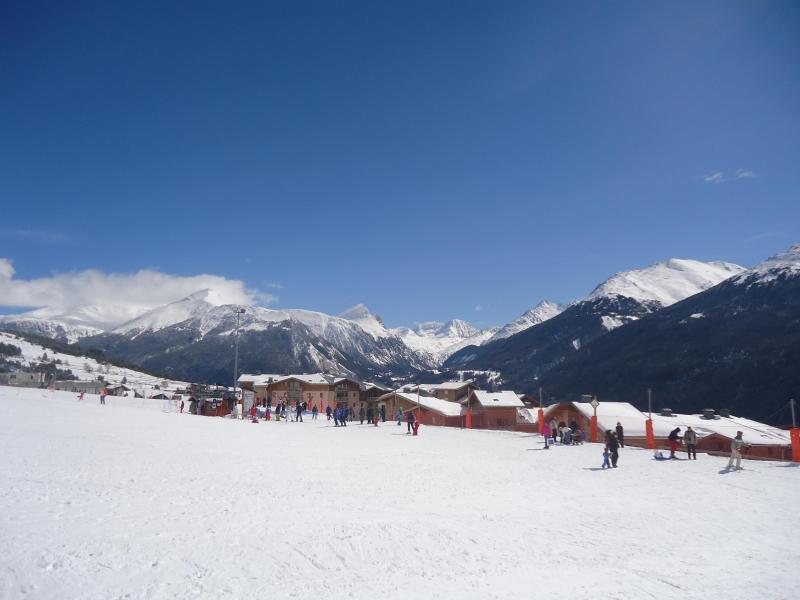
[465,410,472,429]
[645,419,656,450]
[590,415,598,443]
[791,428,800,463]
[537,408,545,433]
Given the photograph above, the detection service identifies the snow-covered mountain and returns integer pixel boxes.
[587,259,745,306]
[445,257,746,377]
[0,316,102,344]
[732,243,800,286]
[391,319,499,364]
[539,242,800,421]
[487,301,564,342]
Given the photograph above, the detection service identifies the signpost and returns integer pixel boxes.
[590,396,599,443]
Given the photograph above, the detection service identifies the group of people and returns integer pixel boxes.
[664,426,746,469]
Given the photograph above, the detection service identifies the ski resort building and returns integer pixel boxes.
[238,373,362,412]
[539,400,792,460]
[464,390,525,430]
[373,391,464,427]
[0,370,47,388]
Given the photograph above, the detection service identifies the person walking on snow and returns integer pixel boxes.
[684,426,698,460]
[615,422,625,448]
[359,405,366,424]
[296,402,303,422]
[549,418,558,443]
[397,408,404,425]
[605,430,619,467]
[312,405,319,420]
[325,405,332,421]
[180,399,184,413]
[601,446,611,469]
[668,427,682,459]
[406,410,415,434]
[727,431,745,470]
[380,405,386,422]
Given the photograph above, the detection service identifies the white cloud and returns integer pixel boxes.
[0,259,275,330]
[701,169,757,184]
[474,304,483,312]
[703,172,726,184]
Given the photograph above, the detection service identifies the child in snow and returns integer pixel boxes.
[602,447,611,469]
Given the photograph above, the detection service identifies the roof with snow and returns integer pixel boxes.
[238,373,355,386]
[469,390,525,408]
[432,380,474,390]
[385,392,464,417]
[540,400,790,446]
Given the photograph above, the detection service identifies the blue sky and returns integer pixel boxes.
[1,1,798,328]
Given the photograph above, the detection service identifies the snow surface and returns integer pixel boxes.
[487,301,564,342]
[1,386,797,600]
[587,259,745,306]
[0,332,187,392]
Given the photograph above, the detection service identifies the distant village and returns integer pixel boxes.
[1,347,793,462]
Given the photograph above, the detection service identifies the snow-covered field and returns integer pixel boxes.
[1,386,797,600]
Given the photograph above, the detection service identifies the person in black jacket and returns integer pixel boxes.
[615,422,625,448]
[667,427,682,459]
[605,430,620,468]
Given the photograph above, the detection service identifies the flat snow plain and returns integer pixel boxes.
[1,387,798,600]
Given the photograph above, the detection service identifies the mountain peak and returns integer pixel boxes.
[337,304,387,338]
[488,300,564,342]
[587,258,746,307]
[736,242,800,285]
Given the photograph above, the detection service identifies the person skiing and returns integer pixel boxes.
[605,430,620,467]
[667,427,682,459]
[325,405,332,421]
[684,426,698,460]
[397,408,404,426]
[380,405,386,422]
[100,387,108,405]
[542,421,551,449]
[312,405,319,420]
[296,402,303,422]
[615,422,625,448]
[727,431,745,470]
[359,405,366,424]
[406,409,415,434]
[78,391,84,402]
[179,399,184,413]
[366,405,374,425]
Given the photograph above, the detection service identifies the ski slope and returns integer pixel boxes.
[0,386,797,600]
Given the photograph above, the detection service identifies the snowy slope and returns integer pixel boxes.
[0,316,102,343]
[0,386,797,600]
[0,331,187,391]
[487,300,564,342]
[587,258,745,305]
[733,242,800,285]
[338,304,390,339]
[392,319,499,363]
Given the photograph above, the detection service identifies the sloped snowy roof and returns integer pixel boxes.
[540,400,790,446]
[238,373,354,386]
[432,380,474,391]
[385,392,464,417]
[470,390,524,408]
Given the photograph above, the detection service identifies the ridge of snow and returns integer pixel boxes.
[587,259,746,306]
[337,304,389,339]
[488,301,564,342]
[733,242,800,285]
